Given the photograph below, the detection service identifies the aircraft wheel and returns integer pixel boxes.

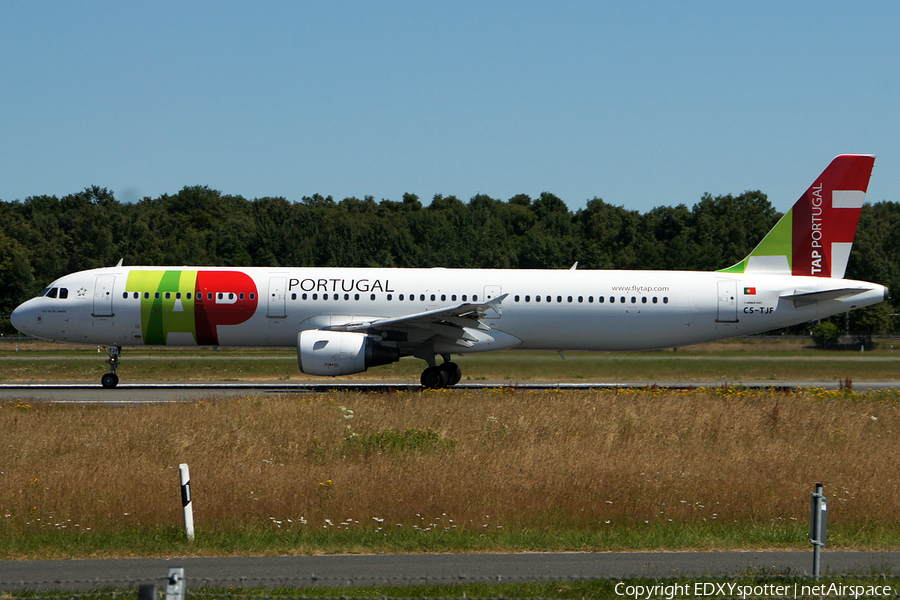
[441,362,462,386]
[421,366,448,389]
[101,373,119,389]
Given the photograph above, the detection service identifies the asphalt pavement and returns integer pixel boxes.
[3,551,900,591]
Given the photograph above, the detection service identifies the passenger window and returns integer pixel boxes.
[186,293,192,300]
[610,297,615,303]
[536,295,541,302]
[228,293,234,300]
[122,292,128,299]
[207,293,213,300]
[430,294,436,301]
[176,292,182,299]
[370,294,375,300]
[441,294,446,301]
[597,296,602,303]
[239,293,244,300]
[631,296,636,304]
[653,297,658,304]
[323,293,329,300]
[344,293,349,300]
[355,294,360,300]
[155,292,161,299]
[452,295,457,301]
[641,297,647,304]
[312,293,318,300]
[515,295,520,302]
[399,294,405,301]
[620,296,626,303]
[568,296,573,303]
[525,295,530,302]
[473,295,478,301]
[387,294,393,301]
[133,292,138,299]
[663,297,669,304]
[557,296,562,303]
[462,295,467,301]
[420,294,425,301]
[291,293,297,300]
[250,293,255,300]
[302,293,308,300]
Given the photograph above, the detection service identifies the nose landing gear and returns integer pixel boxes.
[101,346,121,389]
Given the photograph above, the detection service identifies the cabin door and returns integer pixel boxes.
[92,275,115,317]
[716,280,738,323]
[267,277,287,318]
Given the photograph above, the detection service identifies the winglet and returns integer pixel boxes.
[718,155,875,278]
[483,293,509,316]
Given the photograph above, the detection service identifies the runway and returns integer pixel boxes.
[0,379,898,402]
[2,551,900,591]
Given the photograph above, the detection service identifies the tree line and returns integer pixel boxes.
[2,185,898,337]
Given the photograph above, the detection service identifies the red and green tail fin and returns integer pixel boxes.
[719,154,876,278]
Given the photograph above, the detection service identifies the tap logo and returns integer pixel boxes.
[126,270,259,345]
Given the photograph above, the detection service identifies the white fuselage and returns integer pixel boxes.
[10,266,887,352]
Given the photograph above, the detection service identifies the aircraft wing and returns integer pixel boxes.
[325,294,508,348]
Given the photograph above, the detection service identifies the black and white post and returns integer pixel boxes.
[810,482,827,579]
[179,463,195,542]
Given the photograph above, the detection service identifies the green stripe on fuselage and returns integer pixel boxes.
[126,270,198,345]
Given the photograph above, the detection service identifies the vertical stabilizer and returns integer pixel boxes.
[719,154,875,278]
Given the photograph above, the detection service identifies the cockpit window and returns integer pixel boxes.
[39,286,69,299]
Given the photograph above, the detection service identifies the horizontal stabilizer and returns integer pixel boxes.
[781,288,869,308]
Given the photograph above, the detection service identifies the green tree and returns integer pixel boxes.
[810,321,842,348]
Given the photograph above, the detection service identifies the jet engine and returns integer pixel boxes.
[297,330,399,376]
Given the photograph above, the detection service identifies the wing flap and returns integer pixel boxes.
[326,293,508,335]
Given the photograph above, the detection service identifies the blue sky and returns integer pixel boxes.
[2,1,898,214]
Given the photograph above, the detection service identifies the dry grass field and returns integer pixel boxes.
[2,386,900,557]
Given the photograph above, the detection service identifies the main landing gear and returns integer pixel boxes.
[420,359,462,389]
[101,345,121,389]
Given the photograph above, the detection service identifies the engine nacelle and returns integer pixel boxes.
[297,330,400,376]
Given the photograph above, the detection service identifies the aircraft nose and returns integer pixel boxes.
[10,301,32,334]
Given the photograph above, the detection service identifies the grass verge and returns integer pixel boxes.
[3,386,900,558]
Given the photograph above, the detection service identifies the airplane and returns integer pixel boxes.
[10,155,888,389]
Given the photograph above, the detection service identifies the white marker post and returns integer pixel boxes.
[810,482,827,579]
[179,464,195,542]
